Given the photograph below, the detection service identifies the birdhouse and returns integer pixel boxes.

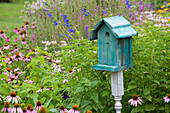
[90,16,137,72]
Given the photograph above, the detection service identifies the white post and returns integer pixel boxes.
[111,71,124,113]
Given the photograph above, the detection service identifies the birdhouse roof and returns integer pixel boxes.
[90,16,137,40]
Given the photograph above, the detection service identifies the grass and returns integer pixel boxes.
[0,0,34,29]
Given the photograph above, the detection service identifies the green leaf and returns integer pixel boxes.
[144,95,152,101]
[144,88,150,95]
[26,52,35,58]
[66,103,77,109]
[75,87,84,93]
[127,85,137,91]
[152,80,160,85]
[45,97,53,108]
[81,100,91,108]
[145,104,156,111]
[91,80,100,87]
[32,96,38,106]
[83,105,93,113]
[49,109,57,112]
[0,74,8,81]
[1,62,6,67]
[40,97,46,104]
[102,91,109,97]
[165,104,169,110]
[91,93,98,103]
[159,107,165,110]
[39,56,44,63]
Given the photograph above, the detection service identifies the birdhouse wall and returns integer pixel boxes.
[98,24,118,66]
[118,37,132,66]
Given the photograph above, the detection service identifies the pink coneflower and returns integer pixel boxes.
[25,21,29,28]
[0,30,6,38]
[13,27,18,33]
[1,102,11,113]
[10,49,14,54]
[128,94,143,107]
[68,105,80,113]
[34,100,44,111]
[22,38,26,44]
[19,31,24,38]
[8,76,18,84]
[11,103,22,113]
[20,26,25,30]
[39,106,47,113]
[58,105,68,113]
[5,92,21,104]
[31,24,35,28]
[16,29,20,34]
[5,37,10,42]
[14,46,19,52]
[3,44,10,50]
[63,79,68,84]
[163,94,170,103]
[14,38,20,42]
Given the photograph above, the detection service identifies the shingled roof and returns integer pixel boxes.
[90,16,137,40]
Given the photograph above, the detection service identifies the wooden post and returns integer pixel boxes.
[111,71,124,113]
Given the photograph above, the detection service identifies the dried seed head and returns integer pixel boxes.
[39,106,47,113]
[4,102,10,108]
[72,105,79,110]
[14,103,19,108]
[10,92,16,97]
[132,94,138,100]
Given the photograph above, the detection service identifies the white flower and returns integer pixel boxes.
[44,47,48,51]
[51,41,57,44]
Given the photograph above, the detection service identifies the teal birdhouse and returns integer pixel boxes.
[90,16,137,72]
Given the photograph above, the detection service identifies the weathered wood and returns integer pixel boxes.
[111,71,124,113]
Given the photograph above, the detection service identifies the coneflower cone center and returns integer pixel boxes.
[39,107,47,113]
[60,105,64,110]
[14,103,19,108]
[73,105,78,110]
[27,104,32,110]
[168,94,170,98]
[4,102,10,108]
[22,108,27,112]
[36,100,42,106]
[11,77,15,81]
[132,95,138,100]
[10,92,16,97]
[29,108,33,111]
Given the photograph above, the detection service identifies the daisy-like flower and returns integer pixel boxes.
[163,94,170,103]
[31,24,35,28]
[25,21,29,28]
[5,37,10,42]
[14,46,19,52]
[19,31,24,38]
[14,27,18,33]
[0,30,6,38]
[128,94,143,107]
[39,106,47,113]
[3,44,10,50]
[11,103,22,113]
[58,105,68,113]
[1,102,11,113]
[16,29,20,34]
[68,105,80,113]
[20,26,25,30]
[14,38,20,42]
[34,100,44,111]
[22,38,26,44]
[5,92,21,104]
